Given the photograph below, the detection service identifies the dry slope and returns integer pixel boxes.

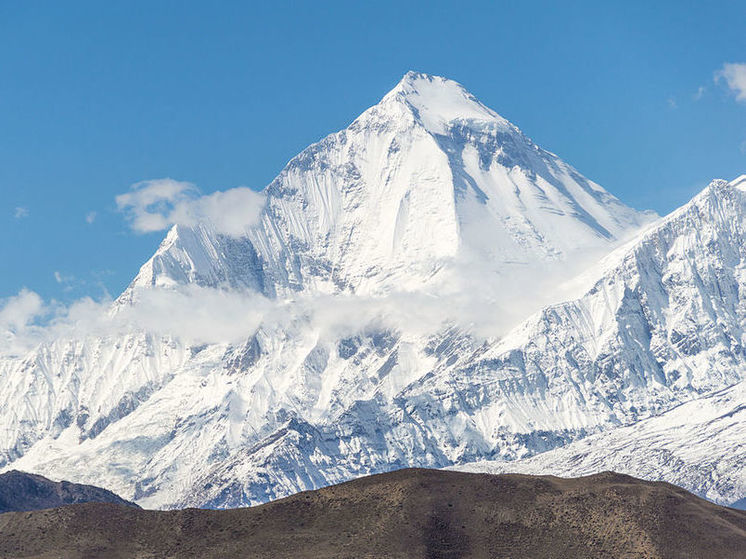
[0,468,744,559]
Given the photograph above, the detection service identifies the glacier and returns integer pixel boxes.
[1,72,745,510]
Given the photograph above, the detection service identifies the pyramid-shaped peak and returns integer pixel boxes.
[393,71,470,94]
[382,71,508,134]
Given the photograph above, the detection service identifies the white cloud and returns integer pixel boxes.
[666,97,677,109]
[0,289,44,332]
[0,285,272,355]
[694,86,706,101]
[0,286,431,357]
[0,290,46,354]
[85,211,97,224]
[116,178,266,237]
[13,207,29,219]
[715,62,746,102]
[0,248,597,357]
[117,286,271,344]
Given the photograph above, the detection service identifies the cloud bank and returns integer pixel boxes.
[0,286,273,357]
[0,249,597,361]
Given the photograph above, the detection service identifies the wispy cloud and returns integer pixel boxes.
[13,207,29,219]
[715,62,746,102]
[666,97,678,110]
[694,86,706,101]
[54,271,77,292]
[85,211,97,224]
[116,178,266,237]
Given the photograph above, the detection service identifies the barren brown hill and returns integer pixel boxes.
[0,468,744,559]
[0,470,138,514]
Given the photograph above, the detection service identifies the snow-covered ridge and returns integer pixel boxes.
[453,380,746,508]
[2,73,743,510]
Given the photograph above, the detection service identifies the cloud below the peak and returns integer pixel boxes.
[0,247,599,359]
[715,62,746,102]
[116,178,266,236]
[0,286,273,356]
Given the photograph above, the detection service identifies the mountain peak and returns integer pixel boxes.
[684,176,746,207]
[381,71,508,134]
[119,72,655,300]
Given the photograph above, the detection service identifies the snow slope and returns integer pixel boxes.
[452,177,746,507]
[454,380,746,508]
[3,73,744,510]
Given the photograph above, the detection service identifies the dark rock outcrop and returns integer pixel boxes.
[0,470,138,514]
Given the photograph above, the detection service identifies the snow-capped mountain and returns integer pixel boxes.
[1,73,744,510]
[125,72,653,300]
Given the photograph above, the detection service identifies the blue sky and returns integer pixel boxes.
[2,0,746,301]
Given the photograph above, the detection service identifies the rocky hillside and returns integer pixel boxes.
[0,469,743,559]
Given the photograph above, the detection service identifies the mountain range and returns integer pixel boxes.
[0,72,743,511]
